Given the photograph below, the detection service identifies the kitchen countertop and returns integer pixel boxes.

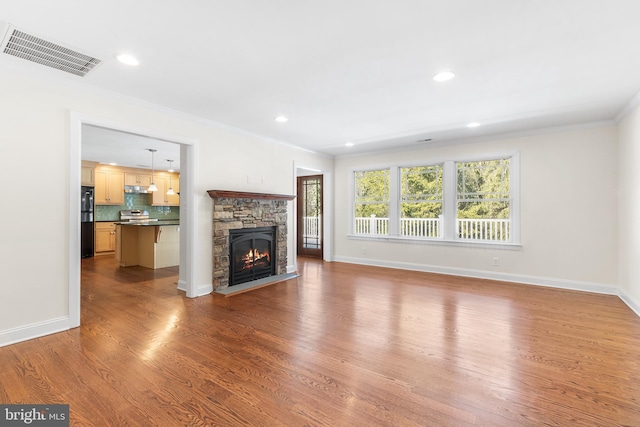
[116,220,180,226]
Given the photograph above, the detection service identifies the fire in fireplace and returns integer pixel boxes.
[239,247,270,270]
[229,227,276,286]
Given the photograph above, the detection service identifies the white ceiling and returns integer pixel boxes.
[2,1,640,158]
[81,125,180,172]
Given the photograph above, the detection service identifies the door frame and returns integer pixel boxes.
[68,112,199,328]
[293,164,332,269]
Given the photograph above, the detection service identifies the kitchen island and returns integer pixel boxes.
[115,221,179,269]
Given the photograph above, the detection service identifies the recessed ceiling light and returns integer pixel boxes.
[433,71,455,82]
[467,122,481,128]
[275,116,288,123]
[116,53,139,66]
[345,142,354,147]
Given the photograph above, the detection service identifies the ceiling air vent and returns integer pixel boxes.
[2,28,101,77]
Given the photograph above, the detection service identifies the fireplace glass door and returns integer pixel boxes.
[229,227,276,285]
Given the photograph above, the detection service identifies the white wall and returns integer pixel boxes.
[618,103,640,314]
[334,126,619,292]
[0,68,332,343]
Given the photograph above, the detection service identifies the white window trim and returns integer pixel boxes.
[349,152,521,248]
[389,166,400,236]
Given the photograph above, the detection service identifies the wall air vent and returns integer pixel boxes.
[1,28,101,77]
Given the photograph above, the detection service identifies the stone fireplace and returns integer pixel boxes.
[207,190,295,290]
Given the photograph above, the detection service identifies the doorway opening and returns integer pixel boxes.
[69,112,199,329]
[297,174,323,259]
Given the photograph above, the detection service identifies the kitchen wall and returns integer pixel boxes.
[0,66,332,345]
[95,194,180,221]
[333,125,619,293]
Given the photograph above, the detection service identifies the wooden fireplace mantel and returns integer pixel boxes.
[207,190,295,201]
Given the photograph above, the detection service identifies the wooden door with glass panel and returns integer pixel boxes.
[297,175,323,258]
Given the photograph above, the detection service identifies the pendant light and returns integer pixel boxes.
[147,149,158,192]
[166,160,175,195]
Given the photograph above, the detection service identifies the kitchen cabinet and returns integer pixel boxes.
[95,166,125,205]
[81,161,98,186]
[95,222,117,254]
[155,225,180,268]
[150,172,180,206]
[117,223,180,269]
[125,170,152,187]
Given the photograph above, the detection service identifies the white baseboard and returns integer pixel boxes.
[287,264,296,274]
[333,255,619,295]
[618,288,640,317]
[178,280,213,297]
[178,280,213,298]
[0,317,72,348]
[197,283,213,296]
[177,279,187,293]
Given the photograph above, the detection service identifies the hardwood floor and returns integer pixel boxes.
[1,256,639,426]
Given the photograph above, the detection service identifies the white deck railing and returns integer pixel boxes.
[401,218,441,238]
[457,218,510,241]
[354,216,389,235]
[354,216,511,241]
[303,216,320,238]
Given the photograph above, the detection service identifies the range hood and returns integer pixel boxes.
[124,185,148,194]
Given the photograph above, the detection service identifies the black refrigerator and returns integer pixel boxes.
[81,186,94,258]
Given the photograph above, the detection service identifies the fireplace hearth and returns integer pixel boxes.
[229,227,276,286]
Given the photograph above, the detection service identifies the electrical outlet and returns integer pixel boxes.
[493,257,500,267]
[362,247,368,255]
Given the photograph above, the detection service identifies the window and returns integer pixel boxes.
[351,154,519,245]
[354,169,389,235]
[400,165,443,238]
[457,159,511,241]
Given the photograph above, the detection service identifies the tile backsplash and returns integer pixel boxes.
[95,193,180,221]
